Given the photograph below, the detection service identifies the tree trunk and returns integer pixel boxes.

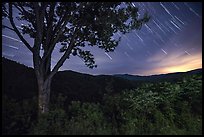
[37,76,52,114]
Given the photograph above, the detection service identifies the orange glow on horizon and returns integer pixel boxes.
[136,52,202,76]
[161,64,202,74]
[139,65,202,76]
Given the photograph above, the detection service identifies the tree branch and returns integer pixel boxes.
[2,25,14,31]
[17,3,37,30]
[45,3,56,47]
[8,3,33,52]
[13,3,23,13]
[41,16,69,63]
[47,28,78,79]
[53,12,67,35]
[33,2,45,45]
[41,3,85,63]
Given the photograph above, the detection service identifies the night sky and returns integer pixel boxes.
[2,2,202,76]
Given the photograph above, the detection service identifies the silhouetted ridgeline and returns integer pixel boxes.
[2,57,138,103]
[114,69,202,82]
[2,57,202,103]
[2,57,202,135]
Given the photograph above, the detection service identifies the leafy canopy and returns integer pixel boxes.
[2,2,150,68]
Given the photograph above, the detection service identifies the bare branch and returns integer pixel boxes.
[8,3,33,52]
[13,3,23,13]
[2,25,15,31]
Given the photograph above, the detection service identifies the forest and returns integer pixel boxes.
[2,58,202,135]
[2,2,202,135]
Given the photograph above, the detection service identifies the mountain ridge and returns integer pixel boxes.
[2,57,139,103]
[2,57,202,77]
[114,68,202,81]
[2,57,202,103]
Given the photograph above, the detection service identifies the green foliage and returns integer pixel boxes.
[2,2,150,68]
[31,101,111,135]
[32,108,67,135]
[3,74,202,135]
[2,95,38,135]
[77,50,97,68]
[101,74,202,135]
[65,101,111,135]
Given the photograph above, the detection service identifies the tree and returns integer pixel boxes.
[2,2,150,114]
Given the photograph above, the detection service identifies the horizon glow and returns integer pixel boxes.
[2,2,202,76]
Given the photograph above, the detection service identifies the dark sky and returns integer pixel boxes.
[2,2,202,76]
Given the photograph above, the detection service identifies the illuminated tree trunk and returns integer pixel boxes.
[33,51,54,115]
[37,76,51,114]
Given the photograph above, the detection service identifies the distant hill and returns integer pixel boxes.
[2,57,37,99]
[114,69,202,82]
[2,57,202,104]
[2,57,139,103]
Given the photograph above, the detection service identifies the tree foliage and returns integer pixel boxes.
[3,73,202,135]
[2,2,150,70]
[2,2,150,114]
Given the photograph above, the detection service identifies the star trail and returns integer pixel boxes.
[2,2,202,76]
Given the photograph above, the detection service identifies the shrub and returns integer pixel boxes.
[32,108,67,135]
[65,101,111,135]
[2,95,37,135]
